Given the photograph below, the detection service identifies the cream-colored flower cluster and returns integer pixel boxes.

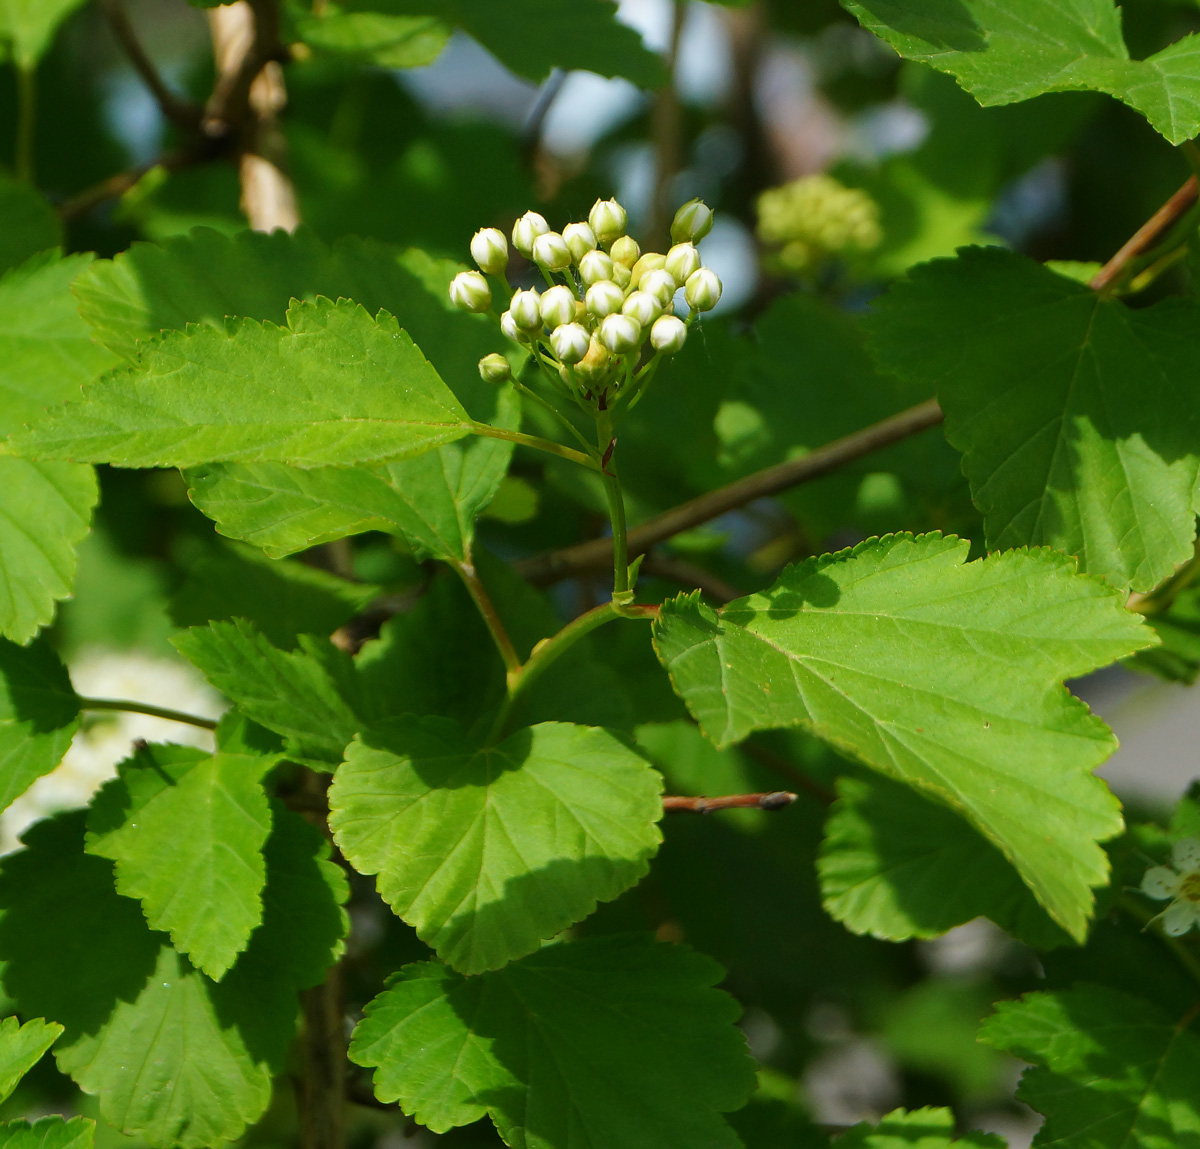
[756,175,881,274]
[1142,838,1200,935]
[450,198,722,402]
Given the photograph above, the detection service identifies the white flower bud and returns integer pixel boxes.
[629,252,666,288]
[639,269,677,308]
[550,322,591,365]
[512,210,550,257]
[610,235,640,268]
[510,288,543,331]
[500,310,527,342]
[449,270,491,313]
[622,289,662,327]
[579,249,614,286]
[470,228,508,275]
[588,198,627,246]
[612,262,632,289]
[671,198,713,244]
[478,352,512,383]
[540,285,576,329]
[585,280,625,318]
[650,314,687,354]
[563,221,597,263]
[665,242,701,285]
[599,313,642,354]
[685,267,722,311]
[532,231,572,271]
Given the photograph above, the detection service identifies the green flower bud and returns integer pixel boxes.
[684,267,722,312]
[585,280,625,318]
[650,314,687,354]
[599,313,642,354]
[610,235,640,268]
[671,198,714,244]
[540,284,576,328]
[500,310,527,342]
[470,228,508,275]
[510,288,543,331]
[576,335,610,381]
[612,262,632,289]
[478,352,512,383]
[550,322,590,364]
[588,198,627,246]
[629,252,666,288]
[449,270,491,313]
[532,231,572,271]
[512,210,549,257]
[622,289,662,327]
[563,221,597,263]
[579,249,614,286]
[665,242,700,286]
[639,268,676,308]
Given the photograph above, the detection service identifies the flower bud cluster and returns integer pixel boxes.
[450,197,722,401]
[756,175,881,274]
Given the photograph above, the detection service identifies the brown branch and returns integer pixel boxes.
[1089,175,1198,293]
[740,741,837,806]
[517,398,944,585]
[57,143,217,223]
[101,0,201,131]
[638,552,743,604]
[663,791,795,813]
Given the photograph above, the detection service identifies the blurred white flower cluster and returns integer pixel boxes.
[0,650,224,854]
[756,174,881,274]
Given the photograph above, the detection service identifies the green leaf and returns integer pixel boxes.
[173,619,365,768]
[843,0,1200,144]
[85,742,276,981]
[819,774,1071,948]
[294,7,450,66]
[5,298,473,469]
[981,984,1200,1147]
[838,1107,1003,1148]
[0,1017,62,1105]
[0,0,88,66]
[349,935,755,1146]
[0,179,60,274]
[0,1118,94,1149]
[652,532,1151,940]
[0,637,79,814]
[865,246,1200,593]
[345,0,666,86]
[0,808,347,1148]
[169,541,380,647]
[330,717,663,973]
[0,459,97,643]
[186,385,518,560]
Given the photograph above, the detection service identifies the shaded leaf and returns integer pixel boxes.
[294,7,450,66]
[0,179,60,274]
[0,1117,94,1149]
[349,935,754,1146]
[0,1017,62,1105]
[0,0,88,66]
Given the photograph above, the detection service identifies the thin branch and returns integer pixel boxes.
[452,559,522,677]
[1090,175,1198,293]
[522,67,567,157]
[740,741,837,806]
[100,0,201,131]
[639,552,743,604]
[517,398,944,585]
[663,791,796,813]
[80,697,219,731]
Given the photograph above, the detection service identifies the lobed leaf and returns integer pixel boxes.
[329,717,663,973]
[0,1017,63,1105]
[838,1107,1004,1148]
[652,532,1152,940]
[0,1118,94,1149]
[349,935,755,1147]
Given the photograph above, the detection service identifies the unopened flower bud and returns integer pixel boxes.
[510,288,543,331]
[500,310,527,342]
[629,252,666,288]
[550,322,590,364]
[639,269,677,308]
[599,313,642,354]
[610,235,640,268]
[685,267,722,311]
[540,285,576,329]
[512,210,549,257]
[478,352,512,383]
[576,335,610,381]
[588,198,627,246]
[585,280,625,318]
[665,242,701,286]
[612,262,632,289]
[650,314,687,354]
[671,198,713,244]
[449,270,491,313]
[579,249,614,286]
[532,231,572,271]
[563,222,597,263]
[470,228,508,275]
[622,289,662,327]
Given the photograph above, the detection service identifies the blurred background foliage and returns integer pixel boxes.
[7,0,1200,1145]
